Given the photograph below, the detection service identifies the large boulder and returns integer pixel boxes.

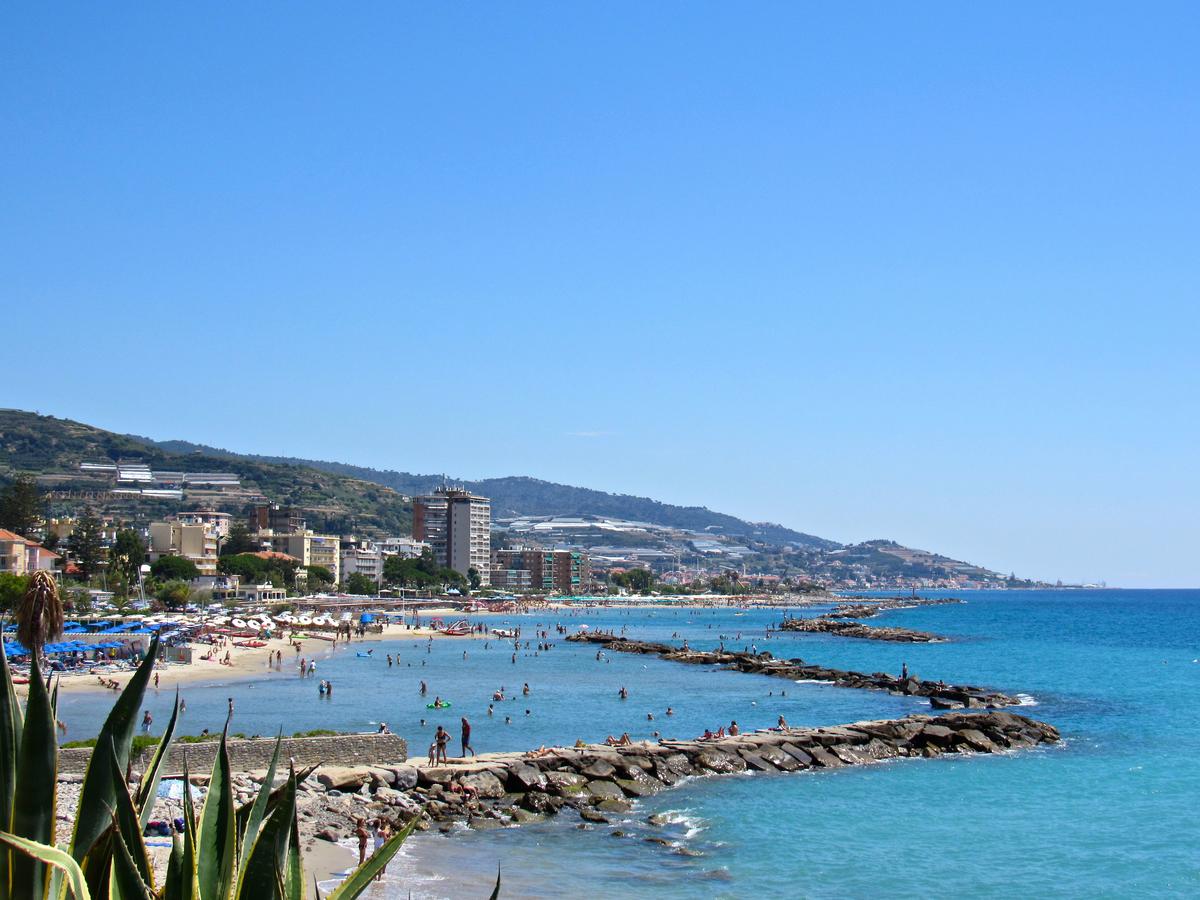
[807,747,844,768]
[461,771,506,799]
[693,749,746,774]
[580,759,617,780]
[316,767,371,792]
[545,770,589,795]
[738,750,776,772]
[390,766,419,790]
[615,776,664,798]
[521,791,563,814]
[506,763,547,792]
[919,724,955,746]
[586,780,626,801]
[779,744,813,767]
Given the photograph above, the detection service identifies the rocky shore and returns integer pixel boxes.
[780,617,946,642]
[566,632,1020,708]
[78,709,1058,854]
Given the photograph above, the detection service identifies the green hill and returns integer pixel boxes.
[0,409,411,535]
[132,439,836,549]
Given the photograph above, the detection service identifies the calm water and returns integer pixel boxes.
[57,590,1200,897]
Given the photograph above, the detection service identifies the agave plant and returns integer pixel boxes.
[0,571,420,900]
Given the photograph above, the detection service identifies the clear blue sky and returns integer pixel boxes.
[2,4,1197,587]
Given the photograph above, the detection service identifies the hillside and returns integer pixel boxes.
[0,410,411,535]
[132,439,838,549]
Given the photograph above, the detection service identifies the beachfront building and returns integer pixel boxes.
[0,528,62,576]
[413,487,491,585]
[257,532,341,584]
[491,549,589,594]
[235,583,288,604]
[148,520,220,576]
[341,542,384,585]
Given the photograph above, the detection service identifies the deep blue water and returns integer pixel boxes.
[57,590,1200,897]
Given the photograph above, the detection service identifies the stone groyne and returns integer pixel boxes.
[780,617,946,643]
[822,597,964,619]
[285,710,1060,839]
[566,632,1019,708]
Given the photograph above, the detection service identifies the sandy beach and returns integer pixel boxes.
[19,607,520,697]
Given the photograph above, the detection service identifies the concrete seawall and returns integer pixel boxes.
[59,731,408,776]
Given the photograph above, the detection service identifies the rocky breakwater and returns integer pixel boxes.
[271,711,1061,841]
[823,597,964,620]
[566,632,1020,708]
[780,616,946,643]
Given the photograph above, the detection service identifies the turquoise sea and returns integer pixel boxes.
[57,589,1200,897]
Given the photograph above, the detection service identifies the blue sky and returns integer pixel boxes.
[2,4,1197,587]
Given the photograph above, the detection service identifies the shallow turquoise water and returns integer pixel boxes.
[57,590,1200,897]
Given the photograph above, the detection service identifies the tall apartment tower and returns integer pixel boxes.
[413,487,491,585]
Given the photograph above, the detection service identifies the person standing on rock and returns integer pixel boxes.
[435,724,449,763]
[902,662,909,680]
[461,717,475,757]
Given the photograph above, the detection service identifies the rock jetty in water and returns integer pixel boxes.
[822,597,964,620]
[779,617,946,643]
[271,710,1060,839]
[566,632,1020,708]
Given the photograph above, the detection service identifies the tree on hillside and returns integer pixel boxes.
[67,509,106,579]
[41,532,59,552]
[0,474,43,537]
[150,555,200,582]
[220,522,258,555]
[467,567,482,591]
[110,529,147,587]
[344,572,376,595]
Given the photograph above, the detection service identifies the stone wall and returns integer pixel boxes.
[58,732,407,776]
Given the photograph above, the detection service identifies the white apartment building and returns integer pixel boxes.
[148,521,219,575]
[341,545,384,585]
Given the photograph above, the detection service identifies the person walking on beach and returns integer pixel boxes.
[373,819,391,881]
[434,725,449,764]
[355,818,370,866]
[461,717,475,757]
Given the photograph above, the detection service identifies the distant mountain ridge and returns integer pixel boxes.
[134,437,838,549]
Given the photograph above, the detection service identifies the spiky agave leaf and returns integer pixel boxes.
[236,733,282,881]
[236,766,297,900]
[0,635,24,894]
[11,652,57,900]
[135,690,182,831]
[196,724,236,900]
[0,831,90,900]
[106,740,155,891]
[71,635,160,868]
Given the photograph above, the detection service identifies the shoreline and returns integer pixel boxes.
[23,610,495,697]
